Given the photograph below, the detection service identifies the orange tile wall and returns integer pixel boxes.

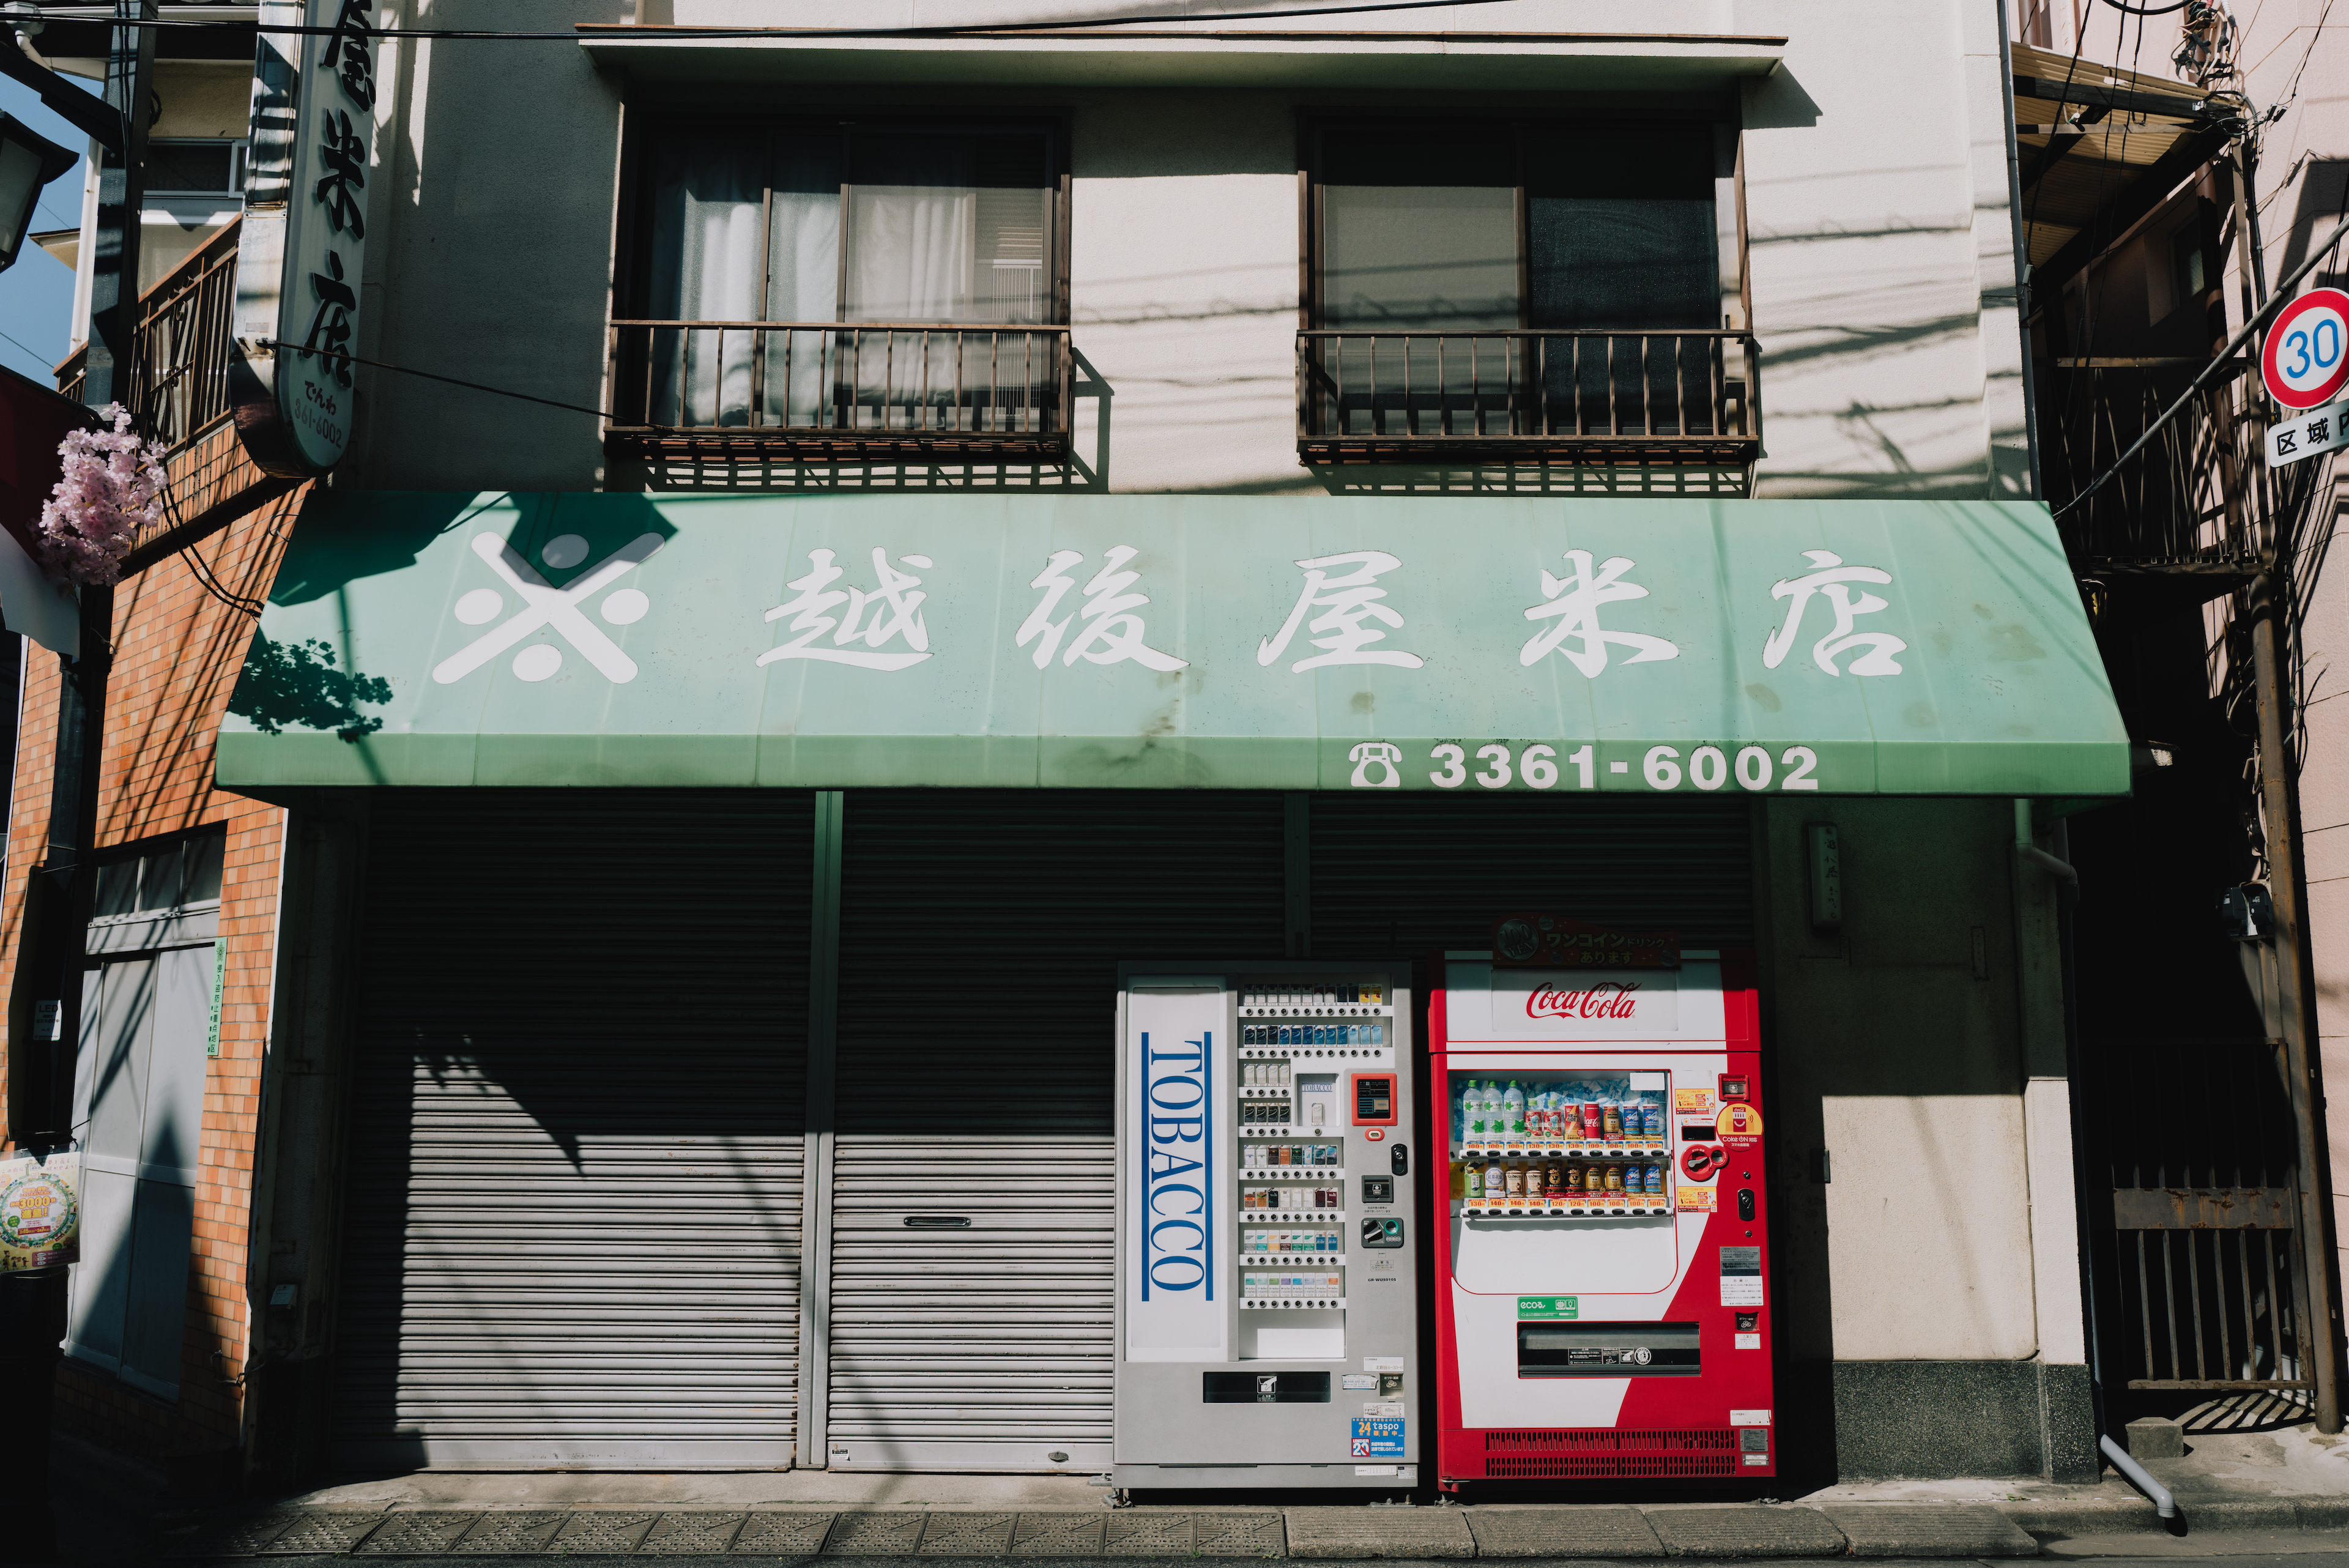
[2,484,304,1468]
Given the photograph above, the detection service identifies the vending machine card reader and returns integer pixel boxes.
[1115,965,1418,1488]
[1427,949,1772,1484]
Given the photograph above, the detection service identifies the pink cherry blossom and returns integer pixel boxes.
[38,403,166,586]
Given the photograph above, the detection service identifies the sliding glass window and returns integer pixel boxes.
[1307,119,1732,441]
[625,119,1063,434]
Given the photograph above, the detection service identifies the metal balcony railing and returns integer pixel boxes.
[2040,355,2271,585]
[607,319,1072,460]
[56,216,242,452]
[1297,329,1761,469]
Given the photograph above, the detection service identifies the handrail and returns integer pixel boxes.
[610,317,1061,333]
[53,216,243,452]
[2039,352,2266,570]
[1299,327,1752,339]
[607,318,1072,442]
[1296,326,1761,453]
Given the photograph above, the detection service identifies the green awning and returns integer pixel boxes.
[217,492,2130,797]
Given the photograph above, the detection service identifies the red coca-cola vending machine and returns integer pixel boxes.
[1427,919,1772,1485]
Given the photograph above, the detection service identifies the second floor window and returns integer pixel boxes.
[1310,119,1724,330]
[628,119,1064,431]
[1304,119,1739,445]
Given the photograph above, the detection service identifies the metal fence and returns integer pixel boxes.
[2098,1036,2312,1395]
[608,320,1072,445]
[55,218,242,453]
[2040,357,2271,572]
[1296,329,1761,456]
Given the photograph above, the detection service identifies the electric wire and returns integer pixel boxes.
[20,0,1562,42]
[2268,0,2339,122]
[0,323,59,367]
[259,339,612,423]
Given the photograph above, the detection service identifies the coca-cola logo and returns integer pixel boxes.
[1526,981,1641,1021]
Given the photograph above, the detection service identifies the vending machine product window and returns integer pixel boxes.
[1449,1069,1675,1219]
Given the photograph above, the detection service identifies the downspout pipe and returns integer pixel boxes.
[2017,799,2080,885]
[2100,1434,2180,1526]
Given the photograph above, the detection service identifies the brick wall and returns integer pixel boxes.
[2,484,304,1469]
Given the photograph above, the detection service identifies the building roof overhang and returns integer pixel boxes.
[575,23,1785,91]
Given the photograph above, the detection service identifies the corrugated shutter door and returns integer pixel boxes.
[333,790,813,1471]
[1310,794,1756,953]
[828,791,1286,1473]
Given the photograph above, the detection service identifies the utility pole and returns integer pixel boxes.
[2251,571,2343,1432]
[2230,117,2343,1432]
[0,5,149,1559]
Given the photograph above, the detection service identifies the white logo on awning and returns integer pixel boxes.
[432,531,664,686]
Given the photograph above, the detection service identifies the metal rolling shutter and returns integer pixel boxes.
[827,790,1286,1473]
[333,790,813,1471]
[1310,794,1756,953]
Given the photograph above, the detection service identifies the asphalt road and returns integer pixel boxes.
[124,1552,2349,1568]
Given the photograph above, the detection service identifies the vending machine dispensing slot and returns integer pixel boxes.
[1516,1321,1701,1378]
[1115,965,1419,1489]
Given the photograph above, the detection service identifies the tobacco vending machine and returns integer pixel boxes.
[1114,965,1419,1488]
[1428,923,1772,1484]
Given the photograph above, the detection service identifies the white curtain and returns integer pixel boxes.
[845,143,979,426]
[646,138,765,427]
[847,184,977,322]
[640,130,1048,433]
[761,143,842,427]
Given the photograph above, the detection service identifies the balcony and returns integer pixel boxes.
[2039,355,2270,600]
[55,217,299,562]
[1296,329,1761,480]
[58,221,237,450]
[606,320,1072,466]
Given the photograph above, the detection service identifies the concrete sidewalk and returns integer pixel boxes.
[59,1418,2349,1565]
[132,1496,2349,1562]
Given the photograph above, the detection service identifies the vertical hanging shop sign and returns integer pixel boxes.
[229,0,375,477]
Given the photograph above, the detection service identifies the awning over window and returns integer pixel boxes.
[217,492,2130,797]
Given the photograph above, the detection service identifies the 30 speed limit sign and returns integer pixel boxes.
[2263,287,2349,410]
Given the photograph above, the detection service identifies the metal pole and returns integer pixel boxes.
[2249,571,2342,1432]
[1997,0,2044,500]
[1,7,148,1548]
[81,0,154,410]
[797,791,844,1468]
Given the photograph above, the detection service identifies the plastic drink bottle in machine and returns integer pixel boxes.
[1502,1081,1526,1140]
